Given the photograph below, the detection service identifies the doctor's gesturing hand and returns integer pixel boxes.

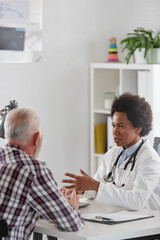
[62,168,100,193]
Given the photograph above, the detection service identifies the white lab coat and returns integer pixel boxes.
[88,139,160,211]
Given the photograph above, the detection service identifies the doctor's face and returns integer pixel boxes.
[112,112,142,149]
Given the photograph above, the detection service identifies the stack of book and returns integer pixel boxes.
[95,116,115,154]
[95,123,107,154]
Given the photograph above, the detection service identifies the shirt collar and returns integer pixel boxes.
[5,143,23,151]
[121,139,143,158]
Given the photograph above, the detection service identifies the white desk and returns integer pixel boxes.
[34,200,160,240]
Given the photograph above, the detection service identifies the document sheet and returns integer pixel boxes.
[82,210,154,224]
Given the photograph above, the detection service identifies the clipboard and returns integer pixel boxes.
[82,210,154,225]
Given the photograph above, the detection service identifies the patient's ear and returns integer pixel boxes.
[33,132,40,146]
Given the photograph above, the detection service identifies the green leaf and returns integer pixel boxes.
[120,27,160,63]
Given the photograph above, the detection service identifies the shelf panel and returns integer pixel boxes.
[93,68,119,110]
[94,153,104,158]
[90,62,152,70]
[94,109,111,114]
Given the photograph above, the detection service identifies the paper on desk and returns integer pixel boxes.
[82,210,154,223]
[98,210,153,221]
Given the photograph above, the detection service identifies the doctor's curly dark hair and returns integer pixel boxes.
[111,92,152,137]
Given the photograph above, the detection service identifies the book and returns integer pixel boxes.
[104,115,115,152]
[106,115,115,150]
[95,123,107,154]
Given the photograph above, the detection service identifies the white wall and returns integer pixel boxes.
[0,0,160,186]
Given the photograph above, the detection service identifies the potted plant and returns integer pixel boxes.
[147,30,160,64]
[120,28,160,64]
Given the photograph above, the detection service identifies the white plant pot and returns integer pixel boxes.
[147,48,160,64]
[134,48,147,64]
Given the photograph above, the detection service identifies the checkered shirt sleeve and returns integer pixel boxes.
[28,162,84,231]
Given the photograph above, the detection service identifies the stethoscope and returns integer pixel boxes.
[103,139,144,186]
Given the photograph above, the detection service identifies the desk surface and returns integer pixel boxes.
[34,200,160,240]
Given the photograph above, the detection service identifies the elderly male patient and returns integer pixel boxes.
[0,108,84,240]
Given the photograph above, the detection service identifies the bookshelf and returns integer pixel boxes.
[90,63,160,176]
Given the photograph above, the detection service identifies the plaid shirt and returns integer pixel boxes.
[0,144,84,240]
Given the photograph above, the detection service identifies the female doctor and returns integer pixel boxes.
[62,92,160,211]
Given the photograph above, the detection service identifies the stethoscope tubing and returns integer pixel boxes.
[103,139,144,183]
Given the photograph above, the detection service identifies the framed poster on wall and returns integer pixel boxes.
[0,0,42,63]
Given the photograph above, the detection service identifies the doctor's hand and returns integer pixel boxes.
[61,187,79,210]
[61,168,100,193]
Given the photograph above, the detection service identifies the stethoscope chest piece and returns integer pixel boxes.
[103,172,113,182]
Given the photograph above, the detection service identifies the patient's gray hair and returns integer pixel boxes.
[4,108,41,145]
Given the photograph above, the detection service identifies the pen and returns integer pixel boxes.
[95,216,112,221]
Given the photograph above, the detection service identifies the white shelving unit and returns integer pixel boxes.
[90,62,160,177]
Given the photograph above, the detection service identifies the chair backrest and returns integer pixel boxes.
[0,219,8,239]
[153,137,160,156]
